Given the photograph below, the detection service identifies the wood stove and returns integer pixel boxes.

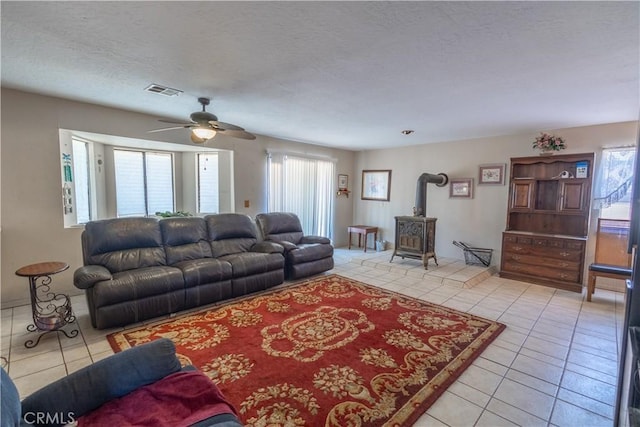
[391,216,437,269]
[390,172,448,270]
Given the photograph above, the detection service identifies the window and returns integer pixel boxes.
[267,152,334,238]
[72,138,92,223]
[60,129,235,227]
[114,150,174,217]
[197,152,219,213]
[594,146,636,220]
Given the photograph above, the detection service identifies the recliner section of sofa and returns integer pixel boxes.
[75,217,187,330]
[255,212,334,280]
[160,217,233,308]
[206,213,285,297]
[74,214,286,329]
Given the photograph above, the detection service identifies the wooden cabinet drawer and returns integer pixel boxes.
[502,260,580,283]
[517,236,532,245]
[503,243,582,262]
[565,241,585,250]
[505,253,579,270]
[533,238,548,247]
[503,234,517,243]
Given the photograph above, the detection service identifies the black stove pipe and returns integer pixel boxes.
[414,172,448,216]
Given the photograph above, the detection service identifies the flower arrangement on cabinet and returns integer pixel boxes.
[532,132,567,152]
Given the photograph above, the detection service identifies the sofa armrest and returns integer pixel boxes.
[73,265,112,289]
[300,235,331,245]
[251,241,285,254]
[21,338,181,425]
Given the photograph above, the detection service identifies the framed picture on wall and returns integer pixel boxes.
[338,174,348,191]
[361,170,391,201]
[478,164,506,185]
[449,178,474,198]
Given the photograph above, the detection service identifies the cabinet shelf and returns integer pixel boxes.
[501,152,594,292]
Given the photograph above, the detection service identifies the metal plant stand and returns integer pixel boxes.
[15,261,78,348]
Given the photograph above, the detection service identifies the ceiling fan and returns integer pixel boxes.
[150,97,256,143]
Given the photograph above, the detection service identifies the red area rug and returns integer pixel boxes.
[108,274,505,426]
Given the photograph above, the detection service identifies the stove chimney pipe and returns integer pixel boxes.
[414,172,448,216]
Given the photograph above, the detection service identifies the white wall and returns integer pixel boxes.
[353,121,638,276]
[1,89,356,308]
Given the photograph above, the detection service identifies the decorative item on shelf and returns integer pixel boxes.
[336,174,351,197]
[532,132,566,155]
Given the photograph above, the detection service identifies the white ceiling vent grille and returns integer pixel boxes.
[144,84,183,97]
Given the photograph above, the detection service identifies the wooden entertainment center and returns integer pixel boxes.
[500,152,594,292]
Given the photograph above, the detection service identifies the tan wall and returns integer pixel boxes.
[1,88,356,308]
[353,121,639,276]
[2,88,635,308]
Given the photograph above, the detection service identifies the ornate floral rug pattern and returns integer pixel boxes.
[108,274,505,426]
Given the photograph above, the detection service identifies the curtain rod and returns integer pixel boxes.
[266,149,337,162]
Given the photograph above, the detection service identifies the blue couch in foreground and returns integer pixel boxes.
[0,338,241,427]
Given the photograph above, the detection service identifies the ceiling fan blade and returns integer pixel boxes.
[209,121,245,131]
[158,118,195,125]
[148,125,193,133]
[217,128,257,140]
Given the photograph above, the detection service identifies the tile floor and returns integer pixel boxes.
[1,248,624,426]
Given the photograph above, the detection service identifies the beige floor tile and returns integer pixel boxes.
[65,356,94,374]
[426,390,483,426]
[550,399,612,427]
[9,350,64,379]
[493,378,555,420]
[446,381,491,408]
[560,370,616,406]
[486,398,548,427]
[567,347,618,377]
[12,365,67,398]
[556,387,614,420]
[505,369,558,396]
[457,364,503,395]
[522,335,569,360]
[475,410,519,427]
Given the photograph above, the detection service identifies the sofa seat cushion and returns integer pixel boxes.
[92,266,185,307]
[77,371,238,427]
[287,243,334,264]
[173,258,233,288]
[219,253,284,277]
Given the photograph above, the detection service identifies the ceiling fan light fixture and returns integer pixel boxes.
[192,127,217,140]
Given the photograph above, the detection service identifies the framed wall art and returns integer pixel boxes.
[338,174,348,191]
[478,164,506,185]
[449,178,474,198]
[361,170,391,201]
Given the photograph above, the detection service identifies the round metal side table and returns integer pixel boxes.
[15,261,78,348]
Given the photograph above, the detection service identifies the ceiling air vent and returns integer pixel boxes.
[144,84,183,97]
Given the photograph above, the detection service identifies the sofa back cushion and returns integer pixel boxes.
[160,217,212,265]
[82,218,166,273]
[256,212,304,244]
[205,214,257,257]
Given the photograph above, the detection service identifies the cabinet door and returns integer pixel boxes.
[510,181,534,211]
[560,181,586,212]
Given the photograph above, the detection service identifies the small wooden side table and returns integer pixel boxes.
[348,225,378,253]
[15,261,78,348]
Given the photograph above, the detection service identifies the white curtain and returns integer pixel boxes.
[267,152,335,239]
[593,147,636,209]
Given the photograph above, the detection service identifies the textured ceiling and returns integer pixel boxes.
[1,1,638,150]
